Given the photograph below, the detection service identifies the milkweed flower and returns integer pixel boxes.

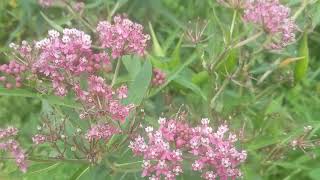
[32,29,109,96]
[189,119,247,180]
[243,0,296,49]
[86,123,119,142]
[130,117,246,180]
[0,127,18,138]
[97,16,150,58]
[32,134,47,145]
[129,127,184,179]
[152,68,166,86]
[0,127,27,173]
[0,61,26,88]
[74,75,133,122]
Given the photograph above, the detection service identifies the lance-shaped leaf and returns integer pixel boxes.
[125,60,152,105]
[294,32,309,82]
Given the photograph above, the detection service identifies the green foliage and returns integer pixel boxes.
[294,32,309,82]
[0,0,320,179]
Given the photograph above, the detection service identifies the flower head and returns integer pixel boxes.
[86,123,119,142]
[243,0,296,49]
[0,127,27,173]
[97,16,150,58]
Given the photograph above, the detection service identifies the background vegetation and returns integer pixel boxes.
[0,0,320,179]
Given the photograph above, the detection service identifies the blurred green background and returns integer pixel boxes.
[1,0,320,179]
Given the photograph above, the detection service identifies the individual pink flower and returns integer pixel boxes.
[96,16,150,58]
[243,0,296,49]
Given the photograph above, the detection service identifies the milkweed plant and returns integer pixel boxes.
[0,0,320,179]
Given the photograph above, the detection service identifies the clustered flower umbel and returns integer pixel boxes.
[74,75,134,122]
[0,61,26,88]
[130,118,247,180]
[243,0,296,49]
[152,68,166,86]
[85,123,119,142]
[97,16,150,58]
[0,127,27,173]
[3,16,149,124]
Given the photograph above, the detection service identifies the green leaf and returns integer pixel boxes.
[150,55,169,70]
[0,88,80,109]
[148,22,165,57]
[40,11,64,32]
[0,87,37,98]
[246,136,280,151]
[125,60,152,105]
[217,48,238,76]
[294,32,309,82]
[122,55,141,79]
[26,163,61,175]
[168,35,183,68]
[85,0,103,9]
[174,75,207,101]
[192,71,209,85]
[70,165,89,180]
[309,168,320,180]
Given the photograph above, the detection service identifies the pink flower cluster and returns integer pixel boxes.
[85,123,119,142]
[0,61,26,89]
[130,118,246,180]
[129,127,183,180]
[4,18,146,121]
[0,126,18,138]
[0,127,27,173]
[152,68,166,86]
[189,119,247,180]
[244,0,296,49]
[74,75,134,123]
[97,16,150,58]
[32,29,109,96]
[32,134,47,145]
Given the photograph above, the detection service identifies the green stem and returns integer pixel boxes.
[105,159,141,173]
[108,2,121,21]
[233,31,263,49]
[64,2,96,33]
[292,0,308,20]
[230,10,237,40]
[210,56,243,107]
[111,58,122,87]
